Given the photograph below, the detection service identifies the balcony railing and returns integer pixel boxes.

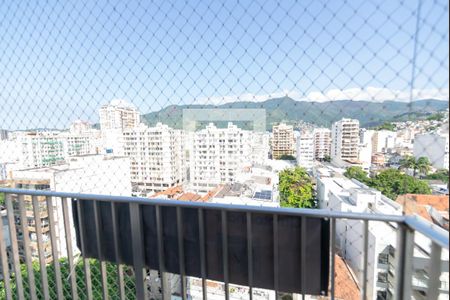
[0,188,448,300]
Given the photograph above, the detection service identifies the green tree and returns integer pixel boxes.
[371,169,431,199]
[424,169,449,184]
[278,154,296,160]
[323,155,331,162]
[399,156,431,177]
[344,166,371,185]
[375,122,396,131]
[279,167,315,208]
[0,193,4,206]
[3,257,136,299]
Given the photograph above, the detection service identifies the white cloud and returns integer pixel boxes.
[192,87,449,105]
[305,87,449,102]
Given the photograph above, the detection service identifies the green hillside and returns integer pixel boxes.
[140,98,448,130]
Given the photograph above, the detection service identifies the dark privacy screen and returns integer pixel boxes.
[73,200,330,295]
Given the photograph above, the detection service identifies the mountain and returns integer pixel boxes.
[141,98,449,130]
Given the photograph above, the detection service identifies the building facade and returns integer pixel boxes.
[331,118,360,165]
[414,132,449,170]
[190,123,252,193]
[123,123,185,196]
[296,131,314,170]
[313,128,332,160]
[271,123,295,159]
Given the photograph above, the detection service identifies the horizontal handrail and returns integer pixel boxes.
[0,187,404,221]
[404,215,449,249]
[0,187,448,249]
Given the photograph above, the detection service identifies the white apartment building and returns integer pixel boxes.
[315,166,449,300]
[250,132,270,165]
[313,128,331,160]
[414,132,449,170]
[190,123,252,193]
[372,130,397,154]
[359,129,375,170]
[331,118,360,166]
[99,99,140,155]
[9,154,131,263]
[18,131,66,168]
[123,123,185,196]
[271,123,295,159]
[99,99,140,131]
[296,131,314,170]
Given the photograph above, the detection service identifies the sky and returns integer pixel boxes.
[0,0,448,129]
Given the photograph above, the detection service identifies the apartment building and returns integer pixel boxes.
[18,132,66,168]
[99,99,140,155]
[313,128,331,160]
[8,154,131,263]
[331,118,360,165]
[315,165,449,300]
[190,123,252,193]
[99,99,140,131]
[296,131,314,170]
[372,130,397,154]
[271,123,295,159]
[414,132,449,170]
[123,123,185,196]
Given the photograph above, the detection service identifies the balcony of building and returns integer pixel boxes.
[0,188,448,300]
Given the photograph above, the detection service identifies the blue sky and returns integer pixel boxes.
[0,0,448,129]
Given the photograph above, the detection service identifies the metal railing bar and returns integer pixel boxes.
[221,210,229,300]
[176,207,187,300]
[75,199,93,300]
[156,205,168,300]
[129,202,146,300]
[46,196,64,299]
[361,220,369,300]
[32,195,50,300]
[0,188,407,223]
[394,224,414,300]
[301,217,306,300]
[404,215,449,249]
[62,197,78,300]
[246,212,253,300]
[273,214,279,295]
[198,208,207,300]
[6,194,25,300]
[330,218,336,300]
[110,202,125,300]
[18,194,37,300]
[0,194,12,300]
[427,242,442,300]
[93,200,108,300]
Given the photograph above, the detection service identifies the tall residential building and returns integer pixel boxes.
[414,132,449,170]
[123,123,185,196]
[296,131,314,170]
[331,118,360,165]
[271,123,295,159]
[372,130,397,154]
[18,132,66,168]
[99,99,141,155]
[359,129,375,169]
[313,128,331,160]
[190,123,252,193]
[9,154,131,263]
[99,99,140,131]
[69,120,93,134]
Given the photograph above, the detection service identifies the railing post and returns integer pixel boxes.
[427,242,442,300]
[0,193,12,300]
[129,202,147,300]
[6,194,25,300]
[394,223,414,300]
